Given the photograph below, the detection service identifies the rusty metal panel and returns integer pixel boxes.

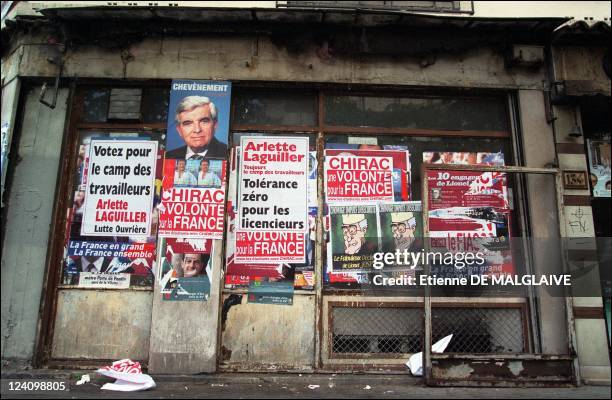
[219,294,315,371]
[51,289,152,360]
[431,355,575,386]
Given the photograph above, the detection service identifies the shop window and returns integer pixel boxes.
[324,95,509,132]
[233,92,317,126]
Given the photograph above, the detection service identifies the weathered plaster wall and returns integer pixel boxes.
[10,34,547,90]
[219,293,316,371]
[52,290,153,360]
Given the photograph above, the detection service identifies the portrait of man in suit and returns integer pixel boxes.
[166,96,228,159]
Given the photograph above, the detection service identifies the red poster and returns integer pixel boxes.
[325,149,409,202]
[427,171,508,210]
[158,187,225,239]
[234,231,306,264]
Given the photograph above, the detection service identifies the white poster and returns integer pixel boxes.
[236,136,309,263]
[78,272,131,289]
[81,139,158,237]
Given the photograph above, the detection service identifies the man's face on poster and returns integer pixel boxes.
[176,159,186,172]
[176,104,218,153]
[200,160,210,173]
[181,253,204,278]
[342,221,366,255]
[391,221,416,250]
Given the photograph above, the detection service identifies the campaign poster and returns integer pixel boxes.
[163,157,225,189]
[225,169,316,289]
[80,139,158,237]
[157,187,225,239]
[166,80,231,160]
[427,172,513,276]
[587,138,611,198]
[63,133,163,287]
[235,136,309,264]
[422,151,504,166]
[329,204,380,272]
[428,207,514,277]
[159,238,213,301]
[325,149,410,203]
[308,151,318,207]
[378,202,423,254]
[248,280,294,306]
[427,170,509,210]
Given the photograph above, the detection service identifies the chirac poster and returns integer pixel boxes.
[235,136,309,264]
[157,158,227,239]
[325,149,410,203]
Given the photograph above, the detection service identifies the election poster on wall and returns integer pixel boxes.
[423,152,514,277]
[157,158,226,239]
[81,139,158,237]
[426,170,509,210]
[422,151,504,166]
[63,132,164,288]
[159,238,213,301]
[248,280,294,306]
[325,149,410,203]
[165,80,231,159]
[378,202,423,258]
[225,144,316,289]
[329,204,380,272]
[324,145,410,285]
[587,138,611,198]
[235,136,309,264]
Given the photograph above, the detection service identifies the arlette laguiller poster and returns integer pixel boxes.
[235,136,309,264]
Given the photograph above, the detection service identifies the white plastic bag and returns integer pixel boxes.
[96,359,156,392]
[406,334,453,376]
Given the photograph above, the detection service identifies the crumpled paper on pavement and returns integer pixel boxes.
[96,359,156,392]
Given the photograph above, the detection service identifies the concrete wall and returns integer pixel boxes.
[1,85,69,361]
[552,99,611,384]
[219,293,316,372]
[52,290,153,360]
[10,35,547,90]
[518,90,570,355]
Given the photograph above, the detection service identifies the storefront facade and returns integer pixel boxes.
[1,2,610,385]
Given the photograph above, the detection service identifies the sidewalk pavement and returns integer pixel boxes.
[1,370,610,399]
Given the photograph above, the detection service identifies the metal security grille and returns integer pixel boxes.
[331,306,423,355]
[432,307,525,353]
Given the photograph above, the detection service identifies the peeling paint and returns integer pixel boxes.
[508,361,525,376]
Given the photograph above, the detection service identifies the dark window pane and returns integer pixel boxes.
[142,87,170,123]
[81,88,110,122]
[325,96,509,132]
[233,92,317,126]
[108,88,142,120]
